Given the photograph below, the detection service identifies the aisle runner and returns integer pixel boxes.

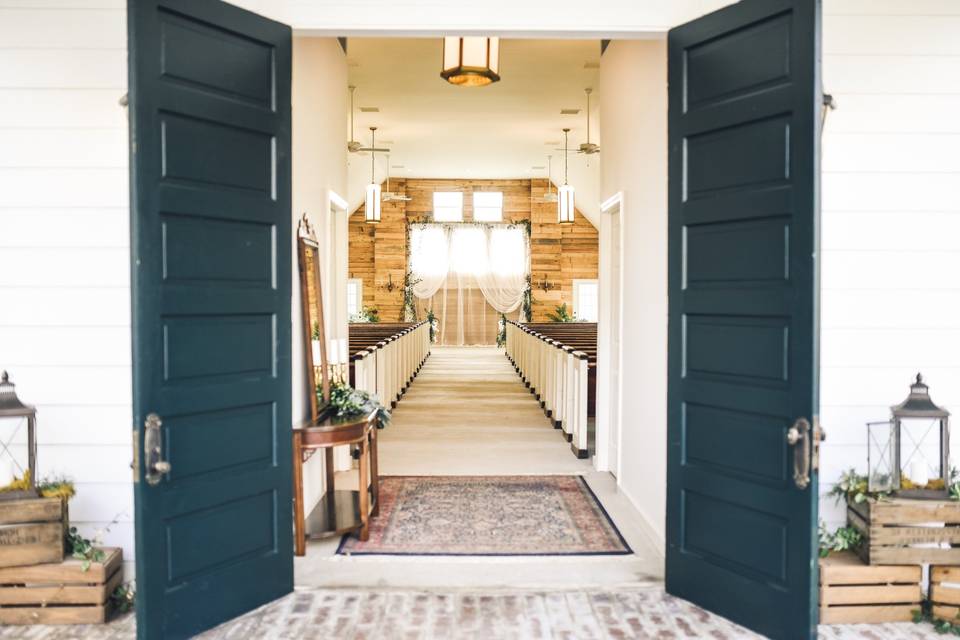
[338,475,631,556]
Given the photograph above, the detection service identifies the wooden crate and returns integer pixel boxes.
[0,547,122,625]
[0,497,65,569]
[847,498,960,565]
[819,551,922,624]
[929,566,960,622]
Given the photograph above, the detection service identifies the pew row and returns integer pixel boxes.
[503,320,597,459]
[348,321,430,408]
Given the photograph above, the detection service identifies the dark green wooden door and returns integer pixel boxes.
[666,1,821,639]
[128,1,292,637]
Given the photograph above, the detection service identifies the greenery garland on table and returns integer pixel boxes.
[325,382,391,428]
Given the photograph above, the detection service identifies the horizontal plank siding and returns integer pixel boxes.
[819,0,960,532]
[0,2,133,580]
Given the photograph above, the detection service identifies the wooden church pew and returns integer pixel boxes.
[503,321,597,459]
[348,321,429,407]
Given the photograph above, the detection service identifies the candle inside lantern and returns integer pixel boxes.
[311,340,321,364]
[0,459,13,488]
[910,460,930,488]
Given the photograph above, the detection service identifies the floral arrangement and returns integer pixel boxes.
[497,314,507,347]
[547,303,579,323]
[350,306,380,323]
[326,382,391,427]
[427,309,438,344]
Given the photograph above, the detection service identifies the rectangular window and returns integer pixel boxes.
[433,191,464,222]
[472,191,503,222]
[347,278,363,318]
[573,279,599,322]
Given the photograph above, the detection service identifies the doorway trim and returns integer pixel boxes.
[595,191,625,477]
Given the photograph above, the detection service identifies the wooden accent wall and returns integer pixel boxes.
[348,178,597,322]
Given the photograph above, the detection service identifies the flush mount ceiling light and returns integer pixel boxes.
[441,37,500,87]
[365,127,381,224]
[558,129,575,225]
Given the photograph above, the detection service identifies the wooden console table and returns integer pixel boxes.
[292,409,379,556]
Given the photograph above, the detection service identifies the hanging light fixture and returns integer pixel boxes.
[365,126,381,224]
[543,155,558,203]
[558,129,575,225]
[441,37,500,86]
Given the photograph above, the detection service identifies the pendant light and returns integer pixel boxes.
[558,129,575,225]
[441,37,500,86]
[543,155,558,203]
[365,126,381,224]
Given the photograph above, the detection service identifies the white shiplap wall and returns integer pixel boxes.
[3,0,959,574]
[820,0,960,527]
[0,2,133,578]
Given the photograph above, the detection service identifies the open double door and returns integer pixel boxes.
[128,0,821,638]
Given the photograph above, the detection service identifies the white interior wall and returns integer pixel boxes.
[291,37,351,510]
[598,40,668,553]
[0,4,133,578]
[818,0,960,530]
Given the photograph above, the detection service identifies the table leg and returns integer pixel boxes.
[370,423,380,518]
[358,437,370,542]
[292,432,305,557]
[324,448,336,523]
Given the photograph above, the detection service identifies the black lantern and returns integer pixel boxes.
[0,371,39,500]
[892,373,951,499]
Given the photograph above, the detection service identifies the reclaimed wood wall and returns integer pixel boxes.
[349,178,598,322]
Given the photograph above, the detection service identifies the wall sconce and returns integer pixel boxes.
[382,274,396,293]
[537,277,554,293]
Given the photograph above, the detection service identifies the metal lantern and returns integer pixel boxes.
[892,373,950,499]
[441,37,500,86]
[0,371,39,500]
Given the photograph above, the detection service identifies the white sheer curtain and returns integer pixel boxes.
[410,224,529,345]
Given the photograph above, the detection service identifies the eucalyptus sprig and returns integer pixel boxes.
[66,527,106,572]
[111,583,136,613]
[828,468,889,505]
[818,521,863,558]
[912,602,960,635]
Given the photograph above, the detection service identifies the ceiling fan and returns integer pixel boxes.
[382,155,411,202]
[556,88,600,155]
[347,86,390,154]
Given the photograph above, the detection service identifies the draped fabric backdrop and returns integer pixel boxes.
[410,224,529,346]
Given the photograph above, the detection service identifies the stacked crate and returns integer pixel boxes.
[0,496,121,625]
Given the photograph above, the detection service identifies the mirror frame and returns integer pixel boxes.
[297,214,331,422]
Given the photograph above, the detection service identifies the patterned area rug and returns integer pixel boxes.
[338,475,631,556]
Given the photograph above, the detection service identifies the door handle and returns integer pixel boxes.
[786,417,811,490]
[144,413,172,485]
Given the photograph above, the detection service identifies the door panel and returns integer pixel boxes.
[128,1,292,638]
[666,1,821,639]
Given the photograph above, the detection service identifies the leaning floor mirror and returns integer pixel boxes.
[297,214,332,422]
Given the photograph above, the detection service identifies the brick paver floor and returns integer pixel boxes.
[0,587,945,639]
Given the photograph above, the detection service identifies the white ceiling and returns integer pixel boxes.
[344,38,603,223]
